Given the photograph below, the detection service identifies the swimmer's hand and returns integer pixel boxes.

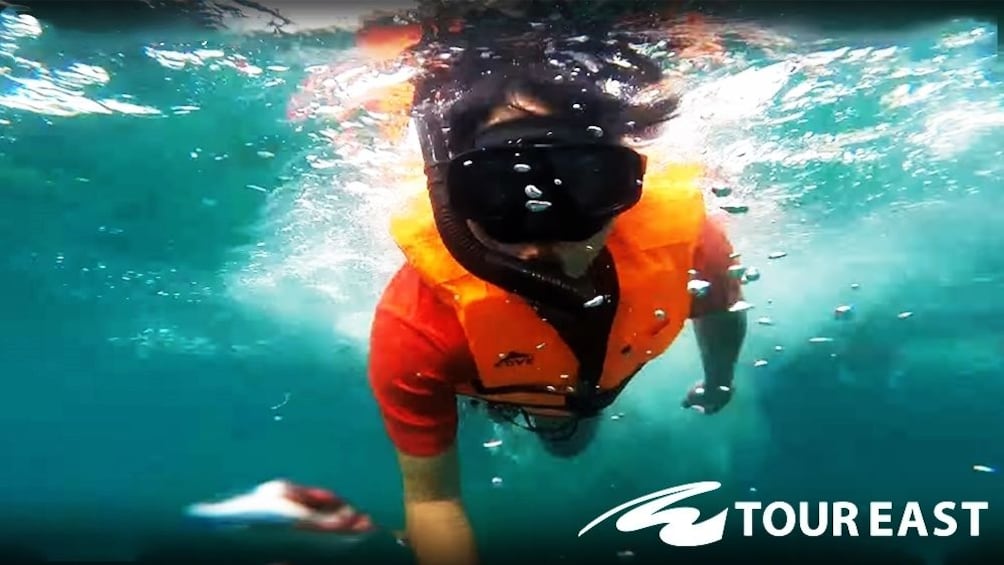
[186,480,376,536]
[284,482,376,534]
[681,381,733,415]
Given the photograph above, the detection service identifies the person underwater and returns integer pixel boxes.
[363,29,748,565]
[201,10,746,565]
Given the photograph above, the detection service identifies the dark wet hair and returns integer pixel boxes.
[444,66,678,154]
[413,32,680,155]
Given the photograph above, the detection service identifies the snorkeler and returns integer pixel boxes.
[187,6,743,564]
[357,14,747,565]
[190,14,743,565]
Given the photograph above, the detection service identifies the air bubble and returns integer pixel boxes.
[586,125,604,137]
[514,163,532,173]
[720,204,749,214]
[525,200,552,212]
[688,280,711,297]
[728,300,755,313]
[728,265,747,279]
[584,295,606,308]
[525,185,543,198]
[654,309,666,320]
[554,178,563,185]
[463,160,474,167]
[768,251,788,260]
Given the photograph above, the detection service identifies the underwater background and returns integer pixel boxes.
[0,1,1000,563]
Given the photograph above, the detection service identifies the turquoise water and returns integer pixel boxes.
[1,4,1001,563]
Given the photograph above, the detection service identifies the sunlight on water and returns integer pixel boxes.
[0,11,161,117]
[213,0,419,35]
[225,52,426,341]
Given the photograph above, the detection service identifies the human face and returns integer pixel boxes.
[462,94,626,277]
[468,219,613,278]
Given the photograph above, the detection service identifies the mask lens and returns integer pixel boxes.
[547,146,645,214]
[447,144,645,242]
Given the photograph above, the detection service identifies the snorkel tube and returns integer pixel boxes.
[415,106,599,312]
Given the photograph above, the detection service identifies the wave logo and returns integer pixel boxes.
[578,481,728,547]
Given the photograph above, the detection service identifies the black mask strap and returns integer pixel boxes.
[473,115,616,149]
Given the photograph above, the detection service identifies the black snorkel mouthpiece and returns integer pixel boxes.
[426,163,597,312]
[416,109,643,311]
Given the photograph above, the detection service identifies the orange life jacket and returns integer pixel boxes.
[389,161,707,416]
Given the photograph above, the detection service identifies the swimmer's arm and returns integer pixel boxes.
[689,215,746,390]
[694,309,747,391]
[398,446,479,565]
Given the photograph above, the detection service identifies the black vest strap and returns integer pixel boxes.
[532,248,620,416]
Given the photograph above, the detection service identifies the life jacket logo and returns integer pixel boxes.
[494,351,534,368]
